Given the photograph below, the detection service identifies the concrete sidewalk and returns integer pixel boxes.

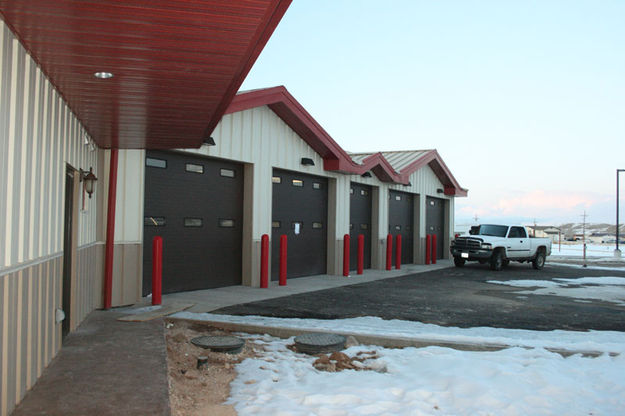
[158,261,452,312]
[11,311,170,416]
[11,263,451,415]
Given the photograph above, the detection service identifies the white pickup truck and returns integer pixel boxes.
[450,224,552,271]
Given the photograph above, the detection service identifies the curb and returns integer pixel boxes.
[168,317,617,358]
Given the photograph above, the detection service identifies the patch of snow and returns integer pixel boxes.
[122,305,162,315]
[225,333,625,415]
[550,244,616,257]
[549,262,625,271]
[488,276,625,306]
[172,312,625,354]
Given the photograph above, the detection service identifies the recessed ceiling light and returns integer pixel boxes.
[94,72,113,79]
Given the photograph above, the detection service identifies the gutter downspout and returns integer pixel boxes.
[103,149,118,309]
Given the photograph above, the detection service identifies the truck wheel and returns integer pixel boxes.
[502,259,510,267]
[532,249,546,270]
[490,250,504,271]
[454,257,465,267]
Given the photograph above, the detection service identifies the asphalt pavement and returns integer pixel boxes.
[213,262,625,331]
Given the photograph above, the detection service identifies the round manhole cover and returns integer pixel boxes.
[294,332,346,355]
[191,336,245,354]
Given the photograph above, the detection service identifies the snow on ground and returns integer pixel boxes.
[550,243,617,257]
[172,311,625,415]
[488,276,625,306]
[228,334,625,416]
[173,312,625,354]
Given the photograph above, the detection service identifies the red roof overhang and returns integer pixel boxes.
[0,0,291,149]
[226,86,468,196]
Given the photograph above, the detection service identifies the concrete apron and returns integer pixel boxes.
[170,317,618,359]
[156,261,454,313]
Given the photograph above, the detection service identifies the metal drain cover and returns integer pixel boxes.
[294,332,346,355]
[191,336,245,354]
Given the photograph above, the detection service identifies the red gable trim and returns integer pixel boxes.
[203,0,293,141]
[225,87,467,196]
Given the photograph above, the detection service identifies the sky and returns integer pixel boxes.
[240,0,625,226]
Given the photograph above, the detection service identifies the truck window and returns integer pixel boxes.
[508,227,527,238]
[478,225,508,237]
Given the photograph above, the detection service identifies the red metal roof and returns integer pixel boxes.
[0,0,291,149]
[227,86,468,196]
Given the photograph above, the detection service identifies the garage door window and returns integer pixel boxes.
[360,189,368,196]
[272,221,281,228]
[220,169,235,178]
[184,218,203,227]
[185,163,204,174]
[272,176,281,184]
[146,158,167,169]
[313,182,322,190]
[292,179,303,187]
[219,219,235,228]
[360,224,369,230]
[144,216,165,226]
[312,222,323,229]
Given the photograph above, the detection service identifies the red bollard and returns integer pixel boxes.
[425,234,431,265]
[386,234,393,270]
[260,234,269,288]
[279,235,287,286]
[395,234,402,270]
[152,236,162,305]
[357,234,364,275]
[432,234,437,264]
[343,234,350,277]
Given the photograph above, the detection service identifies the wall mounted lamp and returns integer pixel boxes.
[80,167,98,198]
[301,157,315,166]
[436,188,444,194]
[361,172,372,178]
[203,136,216,146]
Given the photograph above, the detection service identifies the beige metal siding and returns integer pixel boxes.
[0,20,102,416]
[0,257,63,416]
[0,21,100,270]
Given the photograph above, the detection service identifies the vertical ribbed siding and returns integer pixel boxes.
[0,20,99,269]
[0,20,101,416]
[0,258,63,416]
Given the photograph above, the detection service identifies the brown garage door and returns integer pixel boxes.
[271,169,328,280]
[143,150,243,295]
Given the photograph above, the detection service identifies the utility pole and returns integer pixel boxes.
[581,211,588,268]
[616,169,624,258]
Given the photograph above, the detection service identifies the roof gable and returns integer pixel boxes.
[226,86,467,196]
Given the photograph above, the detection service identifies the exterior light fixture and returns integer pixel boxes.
[94,72,114,79]
[361,172,372,178]
[80,167,98,198]
[403,182,412,187]
[203,136,216,146]
[436,188,444,194]
[301,157,315,166]
[83,132,90,146]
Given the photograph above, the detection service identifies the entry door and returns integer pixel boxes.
[349,183,372,270]
[62,167,76,338]
[389,190,414,264]
[426,197,445,259]
[143,151,243,295]
[271,169,328,280]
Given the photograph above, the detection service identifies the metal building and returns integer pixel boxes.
[109,87,468,292]
[0,3,467,414]
[0,2,291,414]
